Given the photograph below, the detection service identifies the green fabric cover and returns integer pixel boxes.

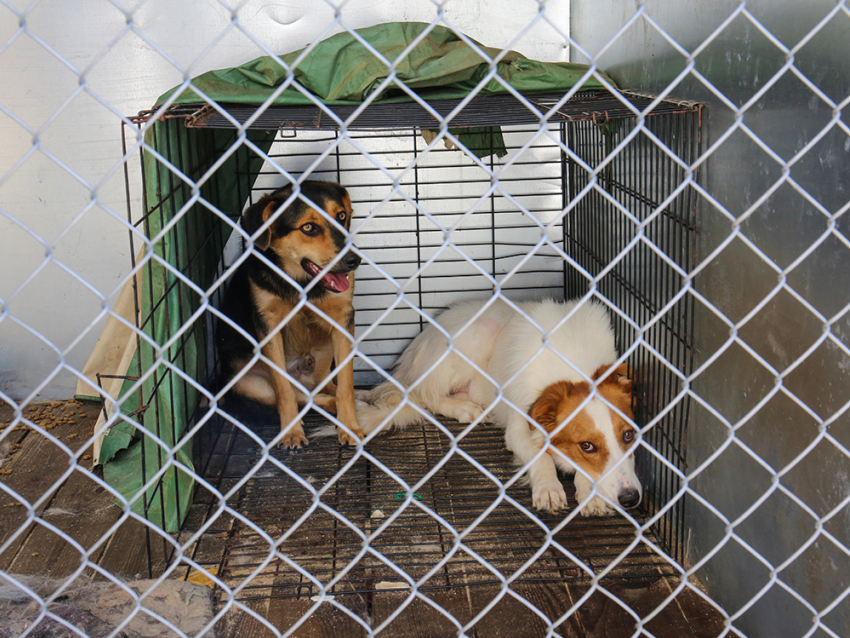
[160,22,613,158]
[99,124,274,532]
[98,22,612,532]
[160,22,612,107]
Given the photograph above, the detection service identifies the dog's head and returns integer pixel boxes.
[242,181,360,293]
[528,363,642,510]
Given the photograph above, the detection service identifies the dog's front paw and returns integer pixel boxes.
[337,423,365,446]
[578,495,614,517]
[438,397,485,424]
[532,481,568,513]
[280,422,308,449]
[449,401,483,424]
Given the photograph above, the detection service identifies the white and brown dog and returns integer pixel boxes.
[357,298,642,516]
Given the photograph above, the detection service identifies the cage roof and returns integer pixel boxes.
[147,90,700,131]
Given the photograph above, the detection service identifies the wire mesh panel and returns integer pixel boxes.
[2,3,848,638]
[108,89,706,627]
[98,122,270,534]
[564,108,702,565]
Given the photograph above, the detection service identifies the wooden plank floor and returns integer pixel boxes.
[0,400,170,584]
[1,401,726,637]
[188,409,727,638]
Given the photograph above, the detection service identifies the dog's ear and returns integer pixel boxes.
[593,363,632,394]
[595,363,635,419]
[241,196,274,251]
[528,394,558,433]
[241,187,293,251]
[528,380,577,432]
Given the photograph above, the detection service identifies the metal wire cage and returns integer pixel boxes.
[111,88,703,587]
[108,121,270,535]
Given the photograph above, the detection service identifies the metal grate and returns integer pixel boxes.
[165,90,700,131]
[564,108,703,566]
[194,413,675,607]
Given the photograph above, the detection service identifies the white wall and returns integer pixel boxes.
[0,0,569,401]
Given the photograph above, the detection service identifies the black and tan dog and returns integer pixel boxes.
[217,181,365,448]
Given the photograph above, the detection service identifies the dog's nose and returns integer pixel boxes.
[618,488,641,509]
[341,251,361,270]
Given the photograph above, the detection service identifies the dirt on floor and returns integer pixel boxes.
[0,400,216,638]
[0,576,215,638]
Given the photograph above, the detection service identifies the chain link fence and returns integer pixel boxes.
[1,1,848,637]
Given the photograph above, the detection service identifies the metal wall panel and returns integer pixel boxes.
[572,1,850,635]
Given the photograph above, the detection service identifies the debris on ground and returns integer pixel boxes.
[0,576,215,638]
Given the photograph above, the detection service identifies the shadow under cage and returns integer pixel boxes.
[111,90,702,586]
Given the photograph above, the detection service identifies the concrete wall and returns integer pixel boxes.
[0,0,569,401]
[571,1,849,635]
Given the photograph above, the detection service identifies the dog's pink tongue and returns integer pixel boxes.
[322,272,350,292]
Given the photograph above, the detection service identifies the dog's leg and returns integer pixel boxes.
[331,324,365,446]
[293,388,338,413]
[312,347,338,397]
[435,395,484,424]
[504,413,568,513]
[573,473,614,516]
[263,332,308,448]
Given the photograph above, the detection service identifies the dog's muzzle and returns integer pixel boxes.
[302,251,361,293]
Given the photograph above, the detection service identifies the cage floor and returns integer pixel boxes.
[181,408,724,636]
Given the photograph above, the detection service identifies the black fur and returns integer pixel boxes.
[216,181,357,381]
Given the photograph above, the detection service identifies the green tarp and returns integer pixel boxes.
[160,22,615,159]
[160,22,612,107]
[97,22,613,532]
[99,127,274,532]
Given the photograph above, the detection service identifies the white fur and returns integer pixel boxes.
[359,298,642,516]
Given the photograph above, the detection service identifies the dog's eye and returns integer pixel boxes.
[300,223,319,236]
[579,441,596,453]
[623,430,635,443]
[337,211,347,222]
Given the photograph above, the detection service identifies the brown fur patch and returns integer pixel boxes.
[250,283,352,368]
[527,368,637,477]
[593,363,633,394]
[528,381,610,477]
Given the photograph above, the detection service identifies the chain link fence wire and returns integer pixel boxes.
[1,1,848,637]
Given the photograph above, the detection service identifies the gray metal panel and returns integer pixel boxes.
[572,1,849,635]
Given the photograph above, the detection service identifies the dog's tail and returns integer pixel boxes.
[310,380,430,439]
[356,381,431,434]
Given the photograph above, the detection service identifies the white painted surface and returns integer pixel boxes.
[0,0,569,401]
